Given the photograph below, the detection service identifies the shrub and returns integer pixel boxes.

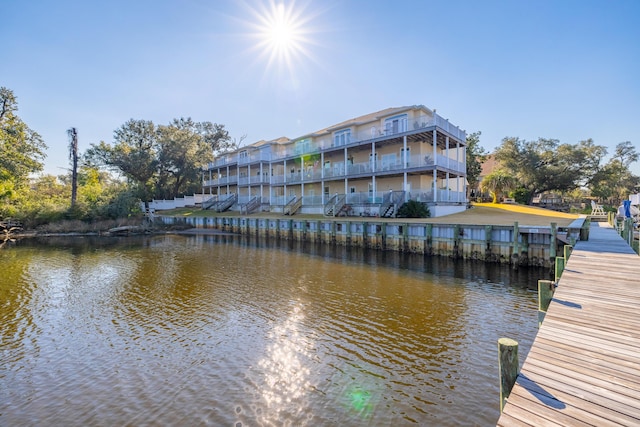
[397,200,430,218]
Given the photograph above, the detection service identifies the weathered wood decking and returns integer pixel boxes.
[498,222,640,426]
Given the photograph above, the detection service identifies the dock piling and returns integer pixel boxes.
[498,338,519,412]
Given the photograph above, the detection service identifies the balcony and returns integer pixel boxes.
[267,113,466,162]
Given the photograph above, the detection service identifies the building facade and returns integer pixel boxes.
[202,105,467,217]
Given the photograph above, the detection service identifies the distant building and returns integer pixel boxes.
[470,154,498,202]
[202,105,467,217]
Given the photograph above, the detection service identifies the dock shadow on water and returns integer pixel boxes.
[1,234,546,426]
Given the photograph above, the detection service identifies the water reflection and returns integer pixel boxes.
[1,234,541,426]
[252,301,314,425]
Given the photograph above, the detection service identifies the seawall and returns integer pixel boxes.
[157,215,588,269]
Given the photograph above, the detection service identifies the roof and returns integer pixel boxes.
[314,104,432,135]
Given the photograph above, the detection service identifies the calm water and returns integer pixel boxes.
[0,234,544,426]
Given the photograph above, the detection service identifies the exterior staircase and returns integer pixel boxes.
[284,197,302,215]
[324,194,347,217]
[240,197,261,215]
[379,191,405,218]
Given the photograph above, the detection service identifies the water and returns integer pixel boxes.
[0,234,544,426]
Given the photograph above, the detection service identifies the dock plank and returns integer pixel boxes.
[498,222,640,426]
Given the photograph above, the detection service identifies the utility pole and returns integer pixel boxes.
[67,127,78,208]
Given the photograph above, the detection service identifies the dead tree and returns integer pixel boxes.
[67,127,78,208]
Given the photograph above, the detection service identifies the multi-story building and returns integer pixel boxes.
[202,105,467,217]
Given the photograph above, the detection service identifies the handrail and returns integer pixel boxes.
[214,193,237,212]
[324,194,346,217]
[323,194,337,216]
[202,196,218,210]
[284,196,303,215]
[379,191,405,218]
[241,197,260,215]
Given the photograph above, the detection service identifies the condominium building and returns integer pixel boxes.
[202,105,467,217]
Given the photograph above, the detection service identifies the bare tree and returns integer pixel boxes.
[67,127,78,208]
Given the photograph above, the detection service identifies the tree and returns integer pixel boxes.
[87,117,232,204]
[156,118,230,199]
[480,169,517,203]
[0,87,47,184]
[86,119,159,206]
[67,127,79,208]
[589,141,639,206]
[494,137,606,203]
[612,141,638,168]
[465,131,486,196]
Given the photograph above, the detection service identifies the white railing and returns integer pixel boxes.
[271,196,289,205]
[302,195,323,205]
[265,113,465,162]
[147,194,206,211]
[206,113,465,170]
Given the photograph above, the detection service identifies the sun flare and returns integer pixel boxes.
[264,4,298,55]
[242,0,319,77]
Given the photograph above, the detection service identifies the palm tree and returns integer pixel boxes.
[480,169,517,203]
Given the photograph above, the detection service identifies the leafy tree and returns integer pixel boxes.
[465,131,486,196]
[156,118,230,199]
[612,141,638,168]
[86,119,159,206]
[589,142,640,206]
[87,117,231,204]
[0,87,47,184]
[480,169,517,203]
[494,137,606,203]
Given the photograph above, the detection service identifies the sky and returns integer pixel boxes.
[2,0,639,176]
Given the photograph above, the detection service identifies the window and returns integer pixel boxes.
[349,187,356,193]
[239,150,248,159]
[382,153,396,169]
[295,138,311,155]
[334,129,351,147]
[384,114,408,134]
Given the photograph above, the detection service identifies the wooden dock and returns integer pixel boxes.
[497,222,640,426]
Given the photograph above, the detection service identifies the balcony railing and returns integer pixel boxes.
[206,112,465,170]
[266,112,466,161]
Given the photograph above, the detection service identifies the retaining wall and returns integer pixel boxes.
[157,215,587,269]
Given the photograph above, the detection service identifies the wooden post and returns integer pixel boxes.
[564,245,572,261]
[538,279,555,326]
[512,221,520,266]
[382,222,388,250]
[362,222,368,247]
[485,225,492,261]
[331,220,336,244]
[403,222,409,252]
[555,256,565,282]
[426,224,433,255]
[498,338,519,412]
[550,222,557,262]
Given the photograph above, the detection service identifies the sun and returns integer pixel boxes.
[263,3,299,56]
[242,0,318,76]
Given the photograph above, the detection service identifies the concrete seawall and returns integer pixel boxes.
[158,215,588,269]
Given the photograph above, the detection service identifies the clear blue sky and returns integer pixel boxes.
[3,0,639,176]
